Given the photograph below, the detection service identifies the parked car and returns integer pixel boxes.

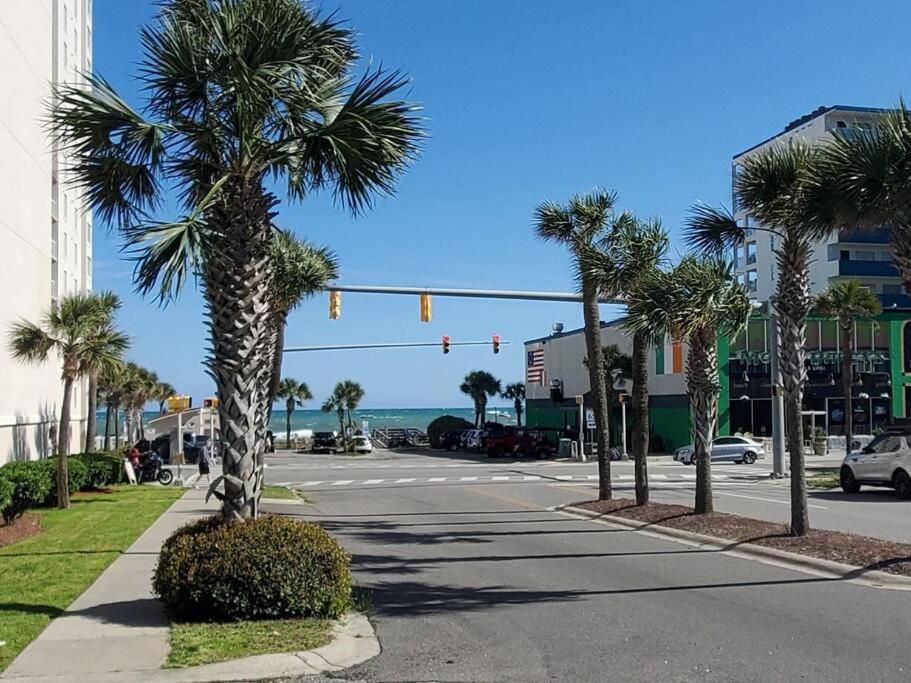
[840,431,911,499]
[463,429,486,452]
[486,427,556,459]
[351,435,373,454]
[311,431,342,454]
[439,430,464,451]
[674,436,766,465]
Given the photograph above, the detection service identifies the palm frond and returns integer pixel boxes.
[125,217,210,303]
[7,321,56,365]
[533,201,575,244]
[271,229,341,313]
[685,204,742,254]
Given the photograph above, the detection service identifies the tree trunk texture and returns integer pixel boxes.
[515,400,523,427]
[687,327,719,514]
[286,399,293,448]
[581,277,611,500]
[772,234,811,536]
[267,314,287,422]
[841,320,854,457]
[631,332,650,505]
[203,177,277,521]
[103,401,112,451]
[56,375,74,509]
[138,409,145,439]
[85,371,97,453]
[893,223,911,296]
[113,402,120,449]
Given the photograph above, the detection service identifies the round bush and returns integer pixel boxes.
[153,514,352,621]
[44,458,87,506]
[0,475,13,521]
[427,415,474,448]
[0,461,53,523]
[72,453,124,488]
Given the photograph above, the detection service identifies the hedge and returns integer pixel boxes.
[154,515,352,621]
[427,415,474,448]
[0,452,125,524]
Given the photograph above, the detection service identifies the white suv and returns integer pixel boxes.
[840,432,911,499]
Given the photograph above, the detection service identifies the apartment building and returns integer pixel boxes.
[732,105,910,308]
[0,0,93,462]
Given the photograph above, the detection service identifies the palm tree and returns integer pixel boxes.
[686,142,832,535]
[322,384,348,446]
[154,381,176,416]
[274,377,313,448]
[267,231,340,405]
[339,380,365,431]
[810,104,911,296]
[501,383,526,427]
[535,189,627,501]
[83,292,123,453]
[584,217,669,505]
[7,293,128,508]
[814,280,881,457]
[460,371,502,428]
[627,256,750,514]
[51,0,423,520]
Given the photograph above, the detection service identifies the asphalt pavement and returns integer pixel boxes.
[262,448,911,682]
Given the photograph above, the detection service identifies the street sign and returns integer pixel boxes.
[585,408,596,430]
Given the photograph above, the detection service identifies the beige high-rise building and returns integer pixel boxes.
[0,0,93,462]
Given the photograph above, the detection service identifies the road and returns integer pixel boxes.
[262,448,911,682]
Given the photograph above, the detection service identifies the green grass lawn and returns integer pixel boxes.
[261,484,308,501]
[808,468,840,488]
[0,486,183,672]
[166,617,331,668]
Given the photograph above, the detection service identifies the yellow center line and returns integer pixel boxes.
[464,486,544,510]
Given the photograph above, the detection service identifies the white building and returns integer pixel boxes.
[732,105,908,308]
[0,0,93,462]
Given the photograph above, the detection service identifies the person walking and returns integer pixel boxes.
[198,439,214,483]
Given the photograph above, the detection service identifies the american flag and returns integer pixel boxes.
[526,347,545,385]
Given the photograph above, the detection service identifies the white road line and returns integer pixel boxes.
[651,474,668,479]
[555,475,573,480]
[362,479,385,484]
[523,476,542,481]
[586,475,598,480]
[299,481,323,486]
[618,475,633,480]
[491,476,510,481]
[460,476,479,481]
[331,480,354,486]
[428,477,447,482]
[716,491,828,509]
[395,478,416,483]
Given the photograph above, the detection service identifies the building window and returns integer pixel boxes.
[884,284,904,295]
[880,251,892,261]
[746,270,758,293]
[840,250,850,261]
[874,321,890,350]
[820,320,838,351]
[854,250,874,261]
[806,320,820,351]
[747,319,766,352]
[856,322,874,351]
[746,242,757,265]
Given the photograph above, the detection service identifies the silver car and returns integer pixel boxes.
[675,436,766,465]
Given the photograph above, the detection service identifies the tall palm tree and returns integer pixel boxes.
[584,217,669,505]
[686,142,832,535]
[339,380,365,431]
[460,371,502,427]
[154,381,176,416]
[267,231,340,405]
[501,383,525,427]
[814,280,881,457]
[83,292,123,453]
[274,377,313,448]
[627,256,750,514]
[810,103,911,297]
[51,0,422,520]
[7,293,128,508]
[322,383,349,445]
[534,189,627,501]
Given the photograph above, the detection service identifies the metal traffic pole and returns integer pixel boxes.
[769,312,787,478]
[575,394,586,463]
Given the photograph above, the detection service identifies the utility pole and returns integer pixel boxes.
[769,312,787,478]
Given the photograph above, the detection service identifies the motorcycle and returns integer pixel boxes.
[137,452,174,485]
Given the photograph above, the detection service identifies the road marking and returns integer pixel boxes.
[523,475,542,481]
[491,476,510,481]
[651,474,668,479]
[555,475,573,480]
[395,478,416,483]
[465,486,542,510]
[332,480,354,486]
[459,476,478,481]
[618,475,633,480]
[299,481,323,486]
[428,477,446,482]
[362,479,385,484]
[716,491,828,510]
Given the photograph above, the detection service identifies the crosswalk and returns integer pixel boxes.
[277,467,770,491]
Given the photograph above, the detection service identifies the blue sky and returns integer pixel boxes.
[93,0,911,409]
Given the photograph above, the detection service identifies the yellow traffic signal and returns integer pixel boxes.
[329,290,341,319]
[167,395,191,412]
[203,397,219,408]
[420,293,432,322]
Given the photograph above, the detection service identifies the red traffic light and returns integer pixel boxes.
[442,335,451,354]
[492,334,500,354]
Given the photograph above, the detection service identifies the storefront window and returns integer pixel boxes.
[730,330,746,354]
[747,320,766,352]
[820,320,838,351]
[873,320,890,350]
[806,320,820,351]
[856,321,873,350]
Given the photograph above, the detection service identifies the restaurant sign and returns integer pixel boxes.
[733,350,888,367]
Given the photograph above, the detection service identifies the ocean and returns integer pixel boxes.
[99,407,517,436]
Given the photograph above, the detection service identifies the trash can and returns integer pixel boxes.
[558,438,573,457]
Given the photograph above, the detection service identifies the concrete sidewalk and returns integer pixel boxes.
[2,488,216,682]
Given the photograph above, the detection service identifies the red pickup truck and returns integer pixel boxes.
[485,427,556,459]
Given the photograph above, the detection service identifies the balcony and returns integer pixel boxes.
[880,293,911,309]
[838,228,891,244]
[837,260,899,277]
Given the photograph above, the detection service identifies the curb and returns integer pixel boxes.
[558,505,911,591]
[0,614,379,683]
[260,496,307,505]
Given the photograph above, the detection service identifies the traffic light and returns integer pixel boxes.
[328,290,341,319]
[420,293,432,322]
[492,334,500,354]
[442,335,451,354]
[167,395,191,412]
[203,397,219,408]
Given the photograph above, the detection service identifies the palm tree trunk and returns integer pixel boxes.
[286,400,293,449]
[688,327,718,514]
[268,316,287,417]
[337,409,345,448]
[893,223,911,296]
[138,408,145,439]
[103,401,112,451]
[631,331,650,505]
[159,400,165,416]
[515,400,523,427]
[581,277,611,500]
[204,178,277,521]
[479,397,487,427]
[841,320,854,457]
[113,402,120,449]
[85,370,98,453]
[773,237,811,536]
[125,411,133,446]
[56,375,74,509]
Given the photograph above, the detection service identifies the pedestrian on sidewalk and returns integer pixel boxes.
[198,440,214,483]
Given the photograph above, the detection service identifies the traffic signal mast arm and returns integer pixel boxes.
[283,339,510,353]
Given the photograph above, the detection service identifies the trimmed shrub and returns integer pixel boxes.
[0,475,13,521]
[44,458,88,507]
[72,452,124,488]
[427,415,474,448]
[154,515,352,622]
[0,461,53,524]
